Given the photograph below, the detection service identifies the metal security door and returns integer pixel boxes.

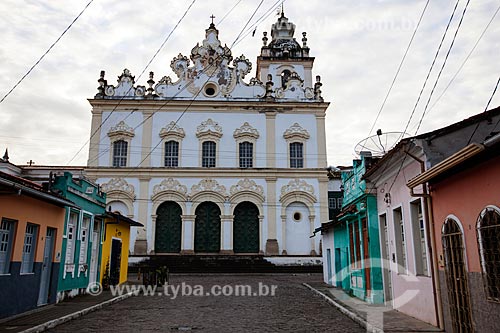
[155,202,182,253]
[442,218,474,333]
[109,239,122,286]
[233,202,259,253]
[38,228,55,306]
[194,202,221,253]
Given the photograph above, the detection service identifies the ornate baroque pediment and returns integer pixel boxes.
[103,68,146,98]
[196,119,223,139]
[190,178,227,197]
[108,121,135,139]
[283,123,310,141]
[280,179,315,197]
[101,178,135,197]
[153,178,188,196]
[159,121,185,139]
[230,178,264,197]
[233,122,259,140]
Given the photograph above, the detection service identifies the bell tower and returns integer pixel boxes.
[256,12,315,90]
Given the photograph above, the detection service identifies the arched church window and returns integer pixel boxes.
[281,69,291,88]
[112,140,128,167]
[202,141,216,168]
[289,142,303,168]
[164,140,179,167]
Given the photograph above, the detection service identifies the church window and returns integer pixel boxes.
[112,140,128,167]
[164,141,179,167]
[281,69,291,88]
[202,141,216,167]
[290,142,303,168]
[239,142,253,168]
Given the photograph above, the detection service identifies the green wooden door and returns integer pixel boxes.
[194,202,221,253]
[233,202,259,253]
[155,201,182,253]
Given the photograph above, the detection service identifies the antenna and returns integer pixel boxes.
[354,130,410,157]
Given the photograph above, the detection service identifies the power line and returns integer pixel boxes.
[66,0,198,165]
[427,2,500,115]
[364,0,430,142]
[0,0,94,105]
[466,75,500,145]
[414,0,472,135]
[217,0,245,25]
[398,0,462,143]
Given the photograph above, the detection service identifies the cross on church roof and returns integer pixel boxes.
[210,14,215,24]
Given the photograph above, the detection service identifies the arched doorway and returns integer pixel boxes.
[233,202,259,253]
[442,218,474,332]
[194,202,221,253]
[285,202,311,255]
[155,201,182,253]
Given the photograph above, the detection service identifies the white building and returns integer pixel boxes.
[85,13,329,257]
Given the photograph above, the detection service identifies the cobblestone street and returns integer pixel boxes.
[48,274,364,332]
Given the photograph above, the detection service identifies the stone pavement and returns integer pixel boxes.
[45,274,366,332]
[0,291,132,333]
[305,281,443,332]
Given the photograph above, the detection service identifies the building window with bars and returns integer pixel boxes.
[290,142,303,168]
[337,198,343,209]
[0,219,16,274]
[112,140,128,167]
[21,224,38,274]
[202,141,216,167]
[477,206,500,303]
[239,142,253,168]
[164,140,179,167]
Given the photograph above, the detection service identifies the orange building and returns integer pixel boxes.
[408,133,500,333]
[0,171,74,318]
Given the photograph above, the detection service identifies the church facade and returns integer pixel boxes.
[85,14,329,257]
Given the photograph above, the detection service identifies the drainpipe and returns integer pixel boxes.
[404,150,444,330]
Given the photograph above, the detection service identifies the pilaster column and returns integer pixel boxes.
[220,215,234,255]
[316,114,327,168]
[87,109,102,167]
[134,177,150,254]
[309,215,317,256]
[141,110,153,167]
[281,214,287,255]
[181,215,196,254]
[265,176,279,255]
[258,215,265,254]
[150,214,157,254]
[265,112,277,168]
[319,177,329,229]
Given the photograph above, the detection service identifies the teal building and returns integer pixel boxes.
[52,172,106,301]
[335,153,383,304]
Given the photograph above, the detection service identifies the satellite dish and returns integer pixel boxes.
[354,130,410,157]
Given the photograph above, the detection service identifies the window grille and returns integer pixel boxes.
[290,142,303,168]
[477,207,500,303]
[113,140,128,167]
[164,141,179,167]
[239,142,253,168]
[202,141,216,167]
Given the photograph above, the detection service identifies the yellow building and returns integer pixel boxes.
[100,211,143,286]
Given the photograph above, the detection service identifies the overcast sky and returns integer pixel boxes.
[1,0,499,167]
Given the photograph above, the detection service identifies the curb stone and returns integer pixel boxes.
[303,283,384,333]
[21,291,138,333]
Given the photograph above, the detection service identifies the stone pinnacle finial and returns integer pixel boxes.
[2,148,8,162]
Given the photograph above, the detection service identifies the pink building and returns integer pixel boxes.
[408,133,500,333]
